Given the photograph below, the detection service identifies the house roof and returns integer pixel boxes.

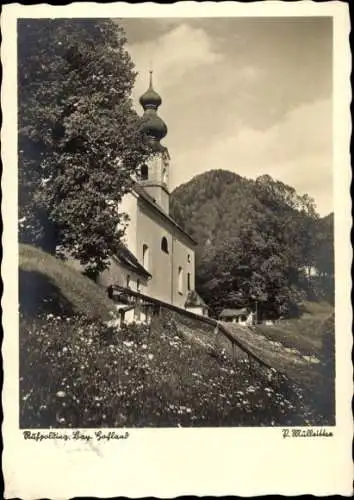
[134,184,197,247]
[114,244,151,279]
[185,290,208,309]
[219,308,249,318]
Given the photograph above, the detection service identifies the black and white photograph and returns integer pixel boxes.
[2,2,352,498]
[17,14,336,429]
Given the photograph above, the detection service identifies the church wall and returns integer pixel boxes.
[171,237,195,308]
[141,183,169,213]
[136,202,173,304]
[97,257,148,293]
[136,199,195,307]
[118,192,139,255]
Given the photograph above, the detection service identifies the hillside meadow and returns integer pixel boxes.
[19,244,335,428]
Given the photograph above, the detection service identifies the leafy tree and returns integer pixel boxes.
[18,19,150,276]
[171,169,326,318]
[312,213,334,303]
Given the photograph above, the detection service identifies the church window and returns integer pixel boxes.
[178,267,183,294]
[137,279,141,292]
[142,244,149,271]
[126,275,131,288]
[187,254,191,263]
[141,164,148,180]
[162,166,168,185]
[187,272,191,291]
[161,236,169,253]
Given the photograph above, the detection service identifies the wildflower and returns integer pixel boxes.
[148,354,154,360]
[56,390,66,398]
[62,347,68,353]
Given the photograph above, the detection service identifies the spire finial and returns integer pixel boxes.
[149,68,153,88]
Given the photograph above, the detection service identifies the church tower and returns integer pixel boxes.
[139,71,170,214]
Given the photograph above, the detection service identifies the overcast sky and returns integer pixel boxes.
[119,17,332,216]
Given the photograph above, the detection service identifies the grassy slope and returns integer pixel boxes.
[20,311,329,428]
[19,243,116,321]
[255,301,334,358]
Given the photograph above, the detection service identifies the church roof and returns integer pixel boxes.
[134,184,197,246]
[114,244,151,278]
[219,308,249,318]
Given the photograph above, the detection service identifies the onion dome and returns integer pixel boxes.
[139,70,167,142]
[140,109,167,141]
[139,70,162,110]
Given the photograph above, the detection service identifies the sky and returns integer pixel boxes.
[119,17,333,216]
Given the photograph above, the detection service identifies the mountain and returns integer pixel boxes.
[170,170,334,317]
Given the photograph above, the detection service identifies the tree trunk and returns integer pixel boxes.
[39,220,58,255]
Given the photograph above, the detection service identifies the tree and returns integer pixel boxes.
[171,170,320,318]
[312,213,334,303]
[18,19,150,276]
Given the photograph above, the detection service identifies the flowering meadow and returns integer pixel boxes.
[20,310,331,428]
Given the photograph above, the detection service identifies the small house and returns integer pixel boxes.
[219,308,254,325]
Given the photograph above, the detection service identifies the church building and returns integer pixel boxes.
[97,72,206,314]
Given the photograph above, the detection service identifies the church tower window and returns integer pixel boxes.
[137,279,141,292]
[187,272,191,291]
[142,244,149,271]
[161,236,169,254]
[126,275,131,288]
[141,164,148,181]
[178,267,183,294]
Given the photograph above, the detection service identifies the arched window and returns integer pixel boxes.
[187,254,191,263]
[137,279,141,292]
[162,166,168,185]
[141,164,148,180]
[178,267,183,294]
[142,244,149,271]
[161,236,169,254]
[126,275,131,288]
[187,272,191,291]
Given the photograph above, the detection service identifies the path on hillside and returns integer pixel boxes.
[219,322,323,390]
